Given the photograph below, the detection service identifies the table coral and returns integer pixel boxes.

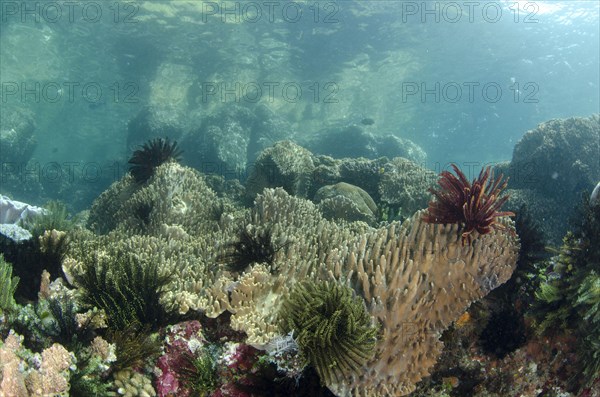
[210,188,519,396]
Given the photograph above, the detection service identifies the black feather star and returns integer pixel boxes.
[217,227,288,273]
[128,137,183,183]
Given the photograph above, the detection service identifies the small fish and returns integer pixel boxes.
[88,100,106,110]
[360,117,375,126]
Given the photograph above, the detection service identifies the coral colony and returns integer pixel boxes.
[1,127,598,395]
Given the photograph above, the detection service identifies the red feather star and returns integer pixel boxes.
[422,164,514,244]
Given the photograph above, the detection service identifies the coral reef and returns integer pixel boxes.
[301,124,426,165]
[72,164,237,320]
[1,147,527,396]
[88,162,224,237]
[246,141,435,224]
[208,188,518,395]
[422,164,513,244]
[500,115,600,244]
[81,165,518,395]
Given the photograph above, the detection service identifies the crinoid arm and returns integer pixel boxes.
[423,164,514,244]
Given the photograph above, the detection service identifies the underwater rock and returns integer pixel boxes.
[245,140,314,199]
[126,106,186,151]
[182,104,293,178]
[501,115,600,243]
[0,108,37,166]
[126,63,196,150]
[248,104,294,160]
[314,182,377,224]
[310,155,389,203]
[375,134,427,165]
[150,63,196,109]
[509,115,599,195]
[302,124,426,164]
[182,105,255,177]
[305,124,377,158]
[503,188,564,245]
